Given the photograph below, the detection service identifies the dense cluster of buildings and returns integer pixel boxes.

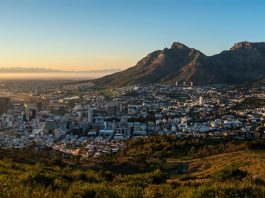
[0,80,264,157]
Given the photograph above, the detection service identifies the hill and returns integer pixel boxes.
[1,137,265,197]
[93,41,265,87]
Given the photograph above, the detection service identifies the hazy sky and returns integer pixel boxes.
[0,0,265,71]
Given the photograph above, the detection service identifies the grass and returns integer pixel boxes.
[165,150,265,187]
[1,137,265,197]
[187,150,265,179]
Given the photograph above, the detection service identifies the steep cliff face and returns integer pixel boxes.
[93,41,265,87]
[203,41,265,84]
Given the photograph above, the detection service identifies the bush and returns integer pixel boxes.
[151,169,167,184]
[252,177,265,186]
[213,166,247,181]
[26,172,55,187]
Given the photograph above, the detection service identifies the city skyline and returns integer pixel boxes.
[0,0,265,72]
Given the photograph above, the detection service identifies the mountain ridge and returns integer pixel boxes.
[93,41,265,87]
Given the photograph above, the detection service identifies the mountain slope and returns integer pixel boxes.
[93,41,265,87]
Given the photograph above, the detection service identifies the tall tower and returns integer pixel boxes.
[24,104,30,117]
[199,96,203,106]
[0,97,10,115]
[88,107,93,124]
[37,101,43,112]
[183,81,186,87]
[175,81,178,86]
[190,82,193,87]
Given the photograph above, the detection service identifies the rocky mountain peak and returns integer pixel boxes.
[230,41,265,50]
[171,42,189,49]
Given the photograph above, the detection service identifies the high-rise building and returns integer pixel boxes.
[29,109,36,120]
[190,82,193,87]
[183,81,186,86]
[58,106,66,116]
[24,103,36,116]
[37,101,43,112]
[88,107,93,123]
[24,104,30,117]
[107,102,120,117]
[120,102,128,114]
[107,105,117,117]
[199,96,204,106]
[24,103,37,120]
[175,81,178,86]
[0,97,10,115]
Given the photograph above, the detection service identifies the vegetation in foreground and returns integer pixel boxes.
[1,136,265,198]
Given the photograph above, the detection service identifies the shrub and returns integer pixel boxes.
[26,172,55,187]
[213,166,247,181]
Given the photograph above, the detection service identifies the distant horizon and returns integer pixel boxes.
[0,67,122,73]
[0,67,122,80]
[0,67,121,80]
[0,73,115,80]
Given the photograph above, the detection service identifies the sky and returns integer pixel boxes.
[0,0,265,71]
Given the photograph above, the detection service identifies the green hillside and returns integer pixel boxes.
[1,136,265,198]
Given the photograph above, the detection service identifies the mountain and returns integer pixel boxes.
[93,41,265,87]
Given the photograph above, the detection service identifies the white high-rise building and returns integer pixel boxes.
[175,81,178,86]
[183,81,186,86]
[199,96,203,106]
[88,107,93,123]
[190,82,193,87]
[24,104,30,117]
